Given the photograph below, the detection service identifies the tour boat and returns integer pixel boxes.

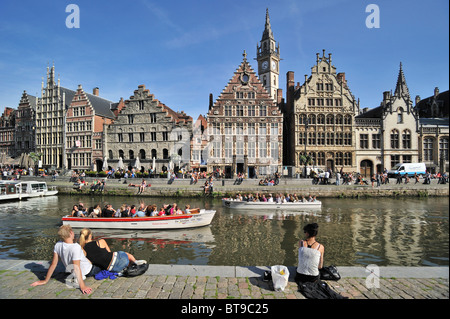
[0,180,58,202]
[0,181,30,201]
[221,198,322,210]
[62,209,216,230]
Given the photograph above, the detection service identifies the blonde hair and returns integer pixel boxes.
[79,228,92,248]
[58,225,73,240]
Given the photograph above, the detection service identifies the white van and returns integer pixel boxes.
[388,163,426,177]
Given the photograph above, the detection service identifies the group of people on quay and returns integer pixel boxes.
[69,201,199,218]
[30,224,146,295]
[232,192,318,203]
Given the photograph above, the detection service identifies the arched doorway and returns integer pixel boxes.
[360,160,373,177]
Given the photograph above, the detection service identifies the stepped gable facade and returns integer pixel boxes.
[206,52,283,178]
[105,84,192,173]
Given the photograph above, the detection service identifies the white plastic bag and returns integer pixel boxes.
[271,265,290,291]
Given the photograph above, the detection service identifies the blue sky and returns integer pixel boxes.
[0,0,448,120]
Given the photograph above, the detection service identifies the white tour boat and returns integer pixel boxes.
[62,209,216,230]
[0,180,58,202]
[222,198,322,210]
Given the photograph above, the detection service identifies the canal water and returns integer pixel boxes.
[0,195,448,267]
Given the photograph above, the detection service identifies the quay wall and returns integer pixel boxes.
[21,176,449,199]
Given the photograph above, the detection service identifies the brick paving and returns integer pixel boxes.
[0,263,448,300]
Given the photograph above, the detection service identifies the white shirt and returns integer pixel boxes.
[53,241,92,276]
[297,243,321,276]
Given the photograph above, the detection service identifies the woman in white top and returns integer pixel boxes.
[295,223,324,283]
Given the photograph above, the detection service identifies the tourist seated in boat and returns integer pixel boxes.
[71,205,82,217]
[87,204,101,218]
[115,204,128,217]
[146,205,158,217]
[267,194,274,202]
[132,203,146,217]
[102,204,116,217]
[275,194,282,203]
[185,204,200,214]
[166,203,179,215]
[158,207,166,216]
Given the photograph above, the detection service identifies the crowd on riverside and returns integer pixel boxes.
[68,201,199,218]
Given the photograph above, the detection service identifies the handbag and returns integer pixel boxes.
[319,265,341,281]
[122,262,149,277]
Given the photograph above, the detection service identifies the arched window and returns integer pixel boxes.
[326,114,334,125]
[151,149,157,159]
[317,114,325,125]
[108,150,113,160]
[402,130,411,149]
[139,149,146,160]
[163,149,169,159]
[299,114,307,125]
[344,115,352,125]
[397,107,404,123]
[391,129,399,149]
[118,149,124,159]
[129,150,134,160]
[308,114,316,125]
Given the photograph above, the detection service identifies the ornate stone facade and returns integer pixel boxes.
[206,52,283,178]
[15,91,36,157]
[0,107,15,157]
[284,50,360,174]
[35,65,72,169]
[355,64,420,176]
[415,88,449,173]
[105,84,192,172]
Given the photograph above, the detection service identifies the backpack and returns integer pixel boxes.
[319,265,341,281]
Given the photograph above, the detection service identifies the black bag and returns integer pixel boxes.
[319,265,341,281]
[122,262,149,277]
[298,280,347,299]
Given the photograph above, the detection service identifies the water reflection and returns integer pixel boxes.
[0,195,447,267]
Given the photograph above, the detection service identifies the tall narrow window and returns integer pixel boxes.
[390,129,399,149]
[439,138,449,160]
[402,130,411,149]
[423,138,434,161]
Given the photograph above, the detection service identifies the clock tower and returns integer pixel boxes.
[256,8,280,100]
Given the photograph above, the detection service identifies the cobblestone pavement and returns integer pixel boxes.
[0,264,448,300]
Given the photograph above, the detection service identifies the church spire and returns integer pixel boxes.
[261,8,274,41]
[394,62,411,101]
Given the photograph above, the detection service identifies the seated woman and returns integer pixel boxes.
[295,223,324,284]
[79,228,143,274]
[70,205,84,217]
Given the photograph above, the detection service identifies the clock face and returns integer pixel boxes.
[262,61,268,70]
[272,61,277,70]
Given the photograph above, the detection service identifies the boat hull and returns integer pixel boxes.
[62,209,216,230]
[222,199,321,210]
